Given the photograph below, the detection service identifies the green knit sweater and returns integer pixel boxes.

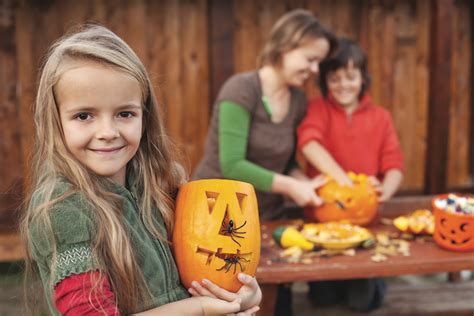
[29,179,189,314]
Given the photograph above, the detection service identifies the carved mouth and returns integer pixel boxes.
[196,247,252,274]
[439,233,471,245]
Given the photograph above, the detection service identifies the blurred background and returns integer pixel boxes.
[0,0,472,228]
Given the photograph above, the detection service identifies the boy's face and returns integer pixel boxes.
[56,60,143,185]
[326,61,363,109]
[280,37,330,87]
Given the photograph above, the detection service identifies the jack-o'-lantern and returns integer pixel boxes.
[433,194,474,252]
[173,179,261,292]
[304,172,378,226]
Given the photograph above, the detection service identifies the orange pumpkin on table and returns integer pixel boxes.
[305,172,378,226]
[173,179,261,292]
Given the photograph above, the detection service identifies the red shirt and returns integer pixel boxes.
[297,95,404,178]
[54,271,120,315]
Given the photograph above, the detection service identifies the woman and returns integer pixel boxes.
[193,9,336,221]
[193,9,336,316]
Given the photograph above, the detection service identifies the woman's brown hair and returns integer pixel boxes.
[258,9,337,67]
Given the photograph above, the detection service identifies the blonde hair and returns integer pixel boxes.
[258,9,336,67]
[21,24,184,313]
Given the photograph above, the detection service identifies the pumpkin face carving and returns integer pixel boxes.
[433,195,474,252]
[173,179,261,292]
[304,173,378,226]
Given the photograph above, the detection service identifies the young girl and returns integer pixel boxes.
[21,25,260,315]
[297,38,404,311]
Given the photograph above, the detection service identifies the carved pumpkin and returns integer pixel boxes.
[433,194,474,252]
[173,179,261,292]
[304,172,378,226]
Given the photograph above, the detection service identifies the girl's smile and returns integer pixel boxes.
[56,60,143,185]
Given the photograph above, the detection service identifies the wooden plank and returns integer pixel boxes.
[209,0,234,106]
[392,1,424,191]
[0,232,25,263]
[366,1,383,114]
[233,0,257,73]
[15,3,38,194]
[257,284,277,316]
[447,0,471,188]
[180,0,210,168]
[425,0,455,194]
[378,195,433,217]
[372,281,474,315]
[257,219,474,284]
[0,1,22,194]
[413,0,430,192]
[470,0,474,182]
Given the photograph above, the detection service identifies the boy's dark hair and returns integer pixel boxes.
[319,37,371,99]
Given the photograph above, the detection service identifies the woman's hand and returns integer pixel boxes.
[189,273,261,314]
[290,175,327,207]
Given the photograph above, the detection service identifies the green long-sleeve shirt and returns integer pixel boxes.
[193,71,307,219]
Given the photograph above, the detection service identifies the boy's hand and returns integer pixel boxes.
[189,273,261,312]
[333,172,353,187]
[368,176,390,202]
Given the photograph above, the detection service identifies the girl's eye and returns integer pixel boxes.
[118,111,134,118]
[75,113,92,121]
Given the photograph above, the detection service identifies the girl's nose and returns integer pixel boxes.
[96,118,119,140]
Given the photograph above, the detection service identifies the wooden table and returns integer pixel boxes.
[255,196,474,315]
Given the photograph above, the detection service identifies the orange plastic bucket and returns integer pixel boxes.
[432,194,474,252]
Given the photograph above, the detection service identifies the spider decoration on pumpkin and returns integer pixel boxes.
[217,255,250,274]
[220,219,247,246]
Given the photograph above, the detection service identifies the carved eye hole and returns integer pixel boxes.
[206,191,219,214]
[460,223,468,232]
[440,218,447,227]
[236,192,247,211]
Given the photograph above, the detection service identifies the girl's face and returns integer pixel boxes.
[280,37,330,87]
[56,60,143,185]
[326,62,363,109]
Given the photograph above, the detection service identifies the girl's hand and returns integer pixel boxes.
[189,273,262,312]
[196,296,241,316]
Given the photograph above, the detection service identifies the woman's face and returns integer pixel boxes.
[280,37,330,87]
[326,61,363,108]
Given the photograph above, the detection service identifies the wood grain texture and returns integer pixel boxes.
[257,218,474,284]
[447,0,472,188]
[425,0,455,194]
[0,0,472,206]
[0,1,22,193]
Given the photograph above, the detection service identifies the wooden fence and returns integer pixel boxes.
[0,0,472,221]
